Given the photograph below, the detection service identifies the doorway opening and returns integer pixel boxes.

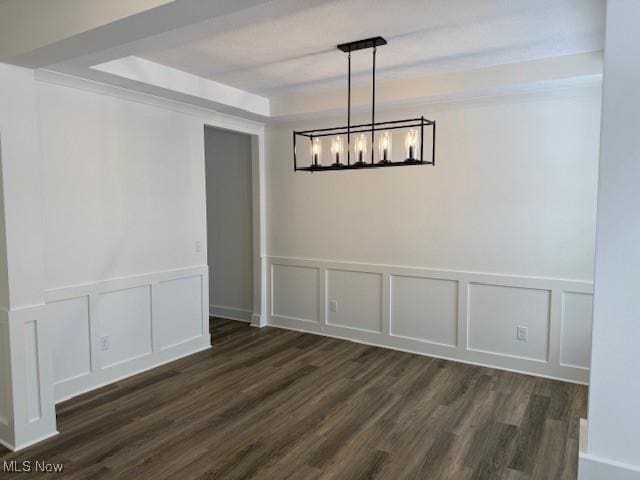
[204,126,255,328]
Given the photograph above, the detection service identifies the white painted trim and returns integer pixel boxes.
[250,133,268,329]
[92,56,270,117]
[268,256,593,292]
[1,305,58,452]
[579,454,640,479]
[209,305,252,323]
[578,419,640,479]
[44,265,208,300]
[0,430,59,453]
[0,437,14,452]
[55,344,211,404]
[267,256,593,384]
[201,119,267,333]
[34,69,265,136]
[46,266,211,403]
[271,321,587,386]
[250,313,266,328]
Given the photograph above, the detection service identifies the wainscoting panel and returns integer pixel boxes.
[560,292,593,369]
[46,266,211,402]
[0,318,10,427]
[155,276,203,350]
[390,275,458,347]
[0,305,58,451]
[468,283,551,362]
[23,321,42,422]
[98,286,152,368]
[271,263,320,324]
[327,269,383,333]
[49,296,91,384]
[268,257,593,383]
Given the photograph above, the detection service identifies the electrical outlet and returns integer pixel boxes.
[100,336,110,351]
[516,326,528,342]
[195,240,202,253]
[329,300,338,313]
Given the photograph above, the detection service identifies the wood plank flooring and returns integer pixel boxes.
[0,318,587,479]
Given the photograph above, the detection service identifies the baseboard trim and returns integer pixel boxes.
[251,313,267,328]
[269,319,588,385]
[0,430,60,453]
[55,340,211,403]
[579,419,640,479]
[0,437,14,452]
[209,305,252,323]
[579,453,640,479]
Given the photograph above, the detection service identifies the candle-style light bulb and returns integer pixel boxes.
[311,138,321,166]
[331,136,344,166]
[405,129,418,162]
[378,131,392,164]
[354,133,367,164]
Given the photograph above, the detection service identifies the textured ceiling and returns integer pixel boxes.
[139,0,605,97]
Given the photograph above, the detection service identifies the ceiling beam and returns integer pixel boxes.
[90,56,270,119]
[0,0,273,68]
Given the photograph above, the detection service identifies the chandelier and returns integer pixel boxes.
[293,37,436,172]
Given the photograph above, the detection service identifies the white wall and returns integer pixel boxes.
[580,1,640,478]
[38,81,207,288]
[35,77,212,401]
[205,127,253,321]
[0,63,267,450]
[266,88,601,382]
[0,63,56,450]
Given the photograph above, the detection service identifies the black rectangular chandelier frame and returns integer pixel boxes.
[293,36,436,172]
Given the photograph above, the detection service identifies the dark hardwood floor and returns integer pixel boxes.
[0,318,587,479]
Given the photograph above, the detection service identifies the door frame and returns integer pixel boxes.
[202,117,267,328]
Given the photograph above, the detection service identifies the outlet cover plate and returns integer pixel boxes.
[516,326,528,342]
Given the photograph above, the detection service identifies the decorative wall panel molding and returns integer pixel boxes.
[268,256,593,383]
[49,297,91,384]
[326,269,383,333]
[271,264,320,324]
[0,315,11,432]
[560,292,594,369]
[155,276,204,349]
[468,283,551,362]
[23,321,42,422]
[0,305,58,451]
[390,275,458,347]
[45,266,210,403]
